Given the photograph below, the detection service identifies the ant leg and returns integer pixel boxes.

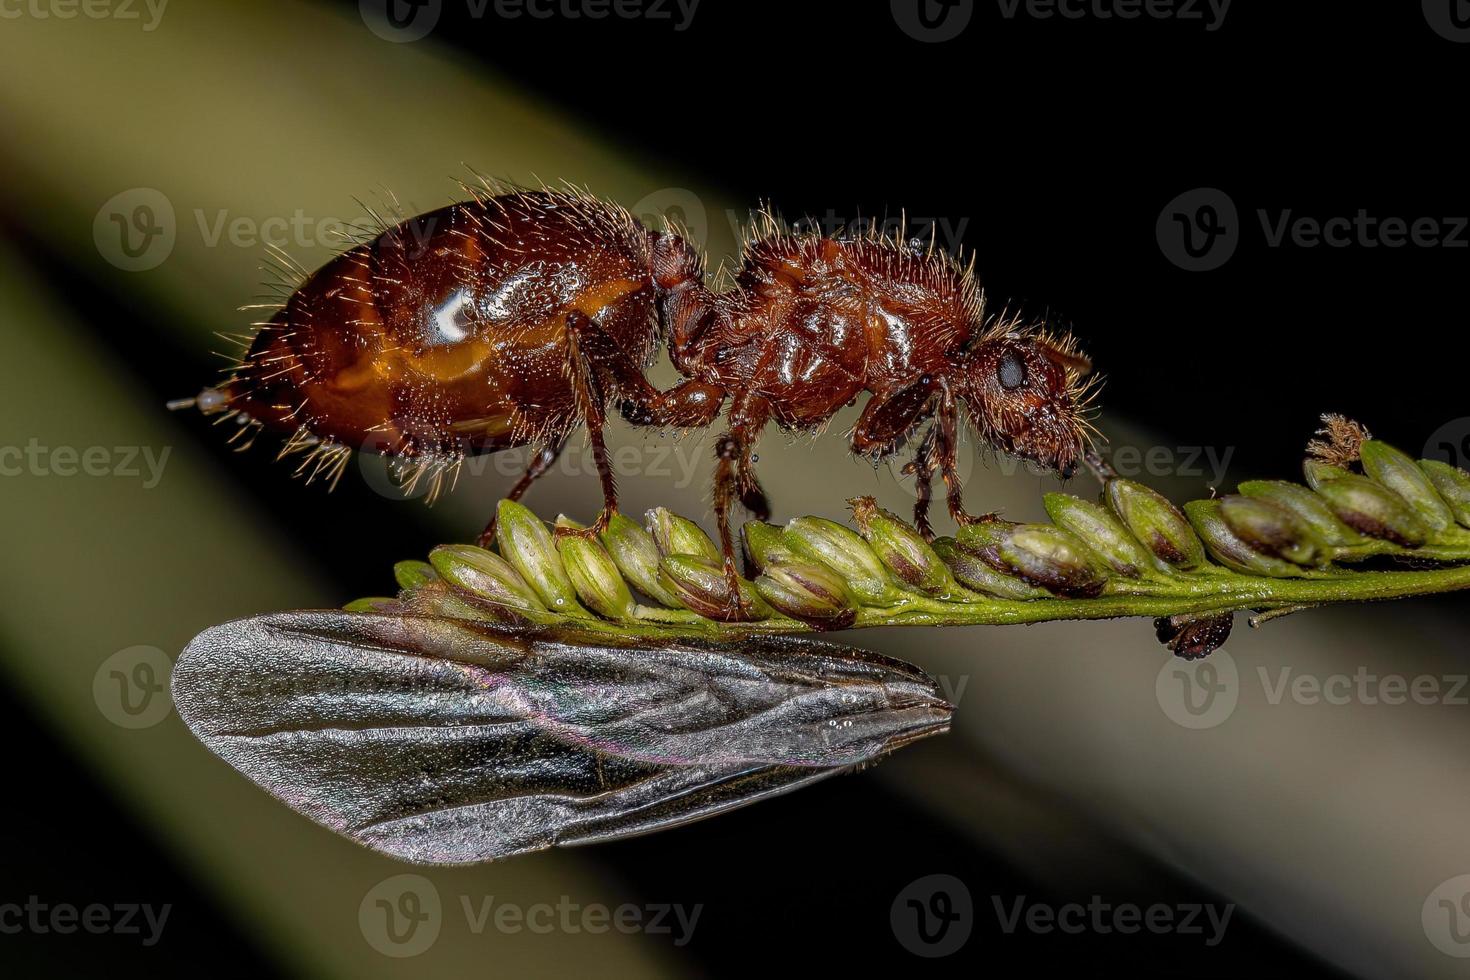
[850,376,938,462]
[649,230,723,374]
[712,394,770,618]
[477,440,567,548]
[558,301,728,429]
[850,377,940,535]
[617,380,726,430]
[736,455,770,522]
[934,383,990,526]
[560,311,619,538]
[901,425,940,540]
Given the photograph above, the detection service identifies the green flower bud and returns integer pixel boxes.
[397,581,497,622]
[994,524,1108,598]
[931,537,1048,599]
[429,543,548,613]
[657,554,772,622]
[343,596,396,613]
[1237,480,1366,547]
[1218,495,1325,567]
[741,520,793,574]
[848,497,957,595]
[1303,459,1350,491]
[951,515,1013,553]
[1359,441,1454,533]
[1183,500,1304,577]
[1105,479,1206,570]
[492,500,585,614]
[555,517,637,620]
[953,520,1107,597]
[1420,460,1470,528]
[392,560,438,590]
[1044,492,1152,578]
[783,516,903,606]
[1313,474,1429,547]
[755,560,858,629]
[600,512,684,609]
[647,507,721,562]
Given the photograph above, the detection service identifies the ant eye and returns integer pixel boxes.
[998,351,1028,390]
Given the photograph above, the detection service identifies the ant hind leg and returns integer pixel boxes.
[559,311,621,538]
[737,453,770,522]
[477,439,566,548]
[710,395,771,620]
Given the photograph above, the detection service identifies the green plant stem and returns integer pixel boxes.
[850,563,1470,629]
[454,562,1470,643]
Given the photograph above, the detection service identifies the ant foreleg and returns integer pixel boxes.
[902,425,940,540]
[477,439,567,548]
[852,377,940,535]
[935,383,990,526]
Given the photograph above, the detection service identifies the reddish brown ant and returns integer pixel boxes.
[173,181,1098,617]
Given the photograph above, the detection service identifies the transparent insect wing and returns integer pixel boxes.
[170,612,952,865]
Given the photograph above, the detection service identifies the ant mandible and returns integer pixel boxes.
[173,181,1098,619]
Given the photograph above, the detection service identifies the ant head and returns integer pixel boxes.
[953,325,1097,479]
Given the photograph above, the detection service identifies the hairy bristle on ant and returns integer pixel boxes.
[173,179,1098,619]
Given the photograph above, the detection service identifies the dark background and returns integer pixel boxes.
[3,1,1463,976]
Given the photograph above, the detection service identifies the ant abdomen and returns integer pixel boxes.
[203,189,660,495]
